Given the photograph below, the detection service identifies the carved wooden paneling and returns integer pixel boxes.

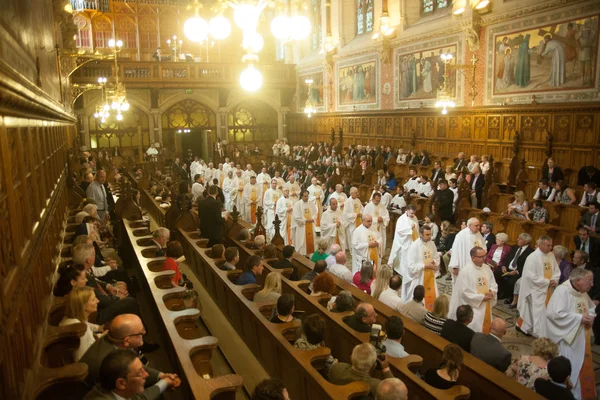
[521,148,546,166]
[573,114,595,146]
[502,116,517,141]
[415,116,425,138]
[437,117,447,139]
[520,114,549,143]
[460,116,471,139]
[553,114,572,144]
[426,117,435,137]
[473,116,486,140]
[487,115,501,140]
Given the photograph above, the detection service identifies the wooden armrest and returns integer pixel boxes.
[32,363,89,399]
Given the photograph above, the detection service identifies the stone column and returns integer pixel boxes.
[279,107,290,140]
[218,107,228,141]
[150,109,162,145]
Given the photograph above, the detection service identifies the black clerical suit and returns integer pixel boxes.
[198,195,224,246]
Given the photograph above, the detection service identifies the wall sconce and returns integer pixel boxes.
[454,0,490,15]
[372,13,395,40]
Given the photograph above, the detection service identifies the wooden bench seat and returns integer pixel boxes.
[121,217,244,400]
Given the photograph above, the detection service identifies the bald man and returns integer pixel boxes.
[80,314,178,392]
[351,214,382,275]
[376,378,408,400]
[470,318,511,372]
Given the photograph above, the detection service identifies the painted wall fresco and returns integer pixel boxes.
[335,54,379,110]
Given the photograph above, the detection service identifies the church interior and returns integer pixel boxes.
[1,0,600,398]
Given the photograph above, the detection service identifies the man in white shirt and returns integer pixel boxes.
[242,175,262,226]
[344,187,364,255]
[262,179,281,241]
[382,316,410,358]
[378,275,404,312]
[328,251,352,283]
[533,178,557,202]
[190,156,202,180]
[276,185,295,245]
[86,170,109,220]
[307,177,324,231]
[351,214,382,275]
[403,168,419,193]
[191,174,205,202]
[579,182,600,207]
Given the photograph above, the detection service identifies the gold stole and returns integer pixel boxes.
[375,210,381,232]
[543,256,554,305]
[315,190,321,227]
[291,187,298,202]
[238,181,244,194]
[368,231,378,272]
[250,187,257,224]
[411,222,418,241]
[333,216,341,245]
[272,193,280,212]
[304,206,315,254]
[219,173,224,188]
[423,246,436,312]
[262,182,268,203]
[286,200,292,244]
[354,202,362,228]
[575,300,596,399]
[476,271,492,334]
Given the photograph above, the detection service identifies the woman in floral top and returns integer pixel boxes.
[506,337,559,390]
[294,314,337,375]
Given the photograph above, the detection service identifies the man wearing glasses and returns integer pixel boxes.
[81,314,179,394]
[448,246,498,333]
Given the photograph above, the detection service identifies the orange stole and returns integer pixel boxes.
[333,216,340,245]
[219,174,224,188]
[354,202,362,228]
[286,210,293,244]
[375,211,381,232]
[250,187,257,224]
[423,248,436,311]
[576,301,596,399]
[368,232,378,272]
[304,207,315,254]
[315,192,321,227]
[262,182,268,203]
[476,273,492,334]
[411,224,418,241]
[543,257,554,305]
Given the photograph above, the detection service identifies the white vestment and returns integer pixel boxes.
[417,182,433,197]
[292,200,317,255]
[517,248,560,338]
[191,182,205,202]
[320,208,346,252]
[288,181,301,204]
[542,40,566,87]
[190,161,201,178]
[222,177,236,212]
[448,262,498,333]
[381,192,392,209]
[234,178,246,218]
[389,195,407,214]
[329,191,348,210]
[146,147,158,156]
[404,177,419,192]
[307,184,324,232]
[546,280,596,400]
[405,238,440,303]
[263,188,281,241]
[257,173,272,203]
[351,224,382,275]
[205,168,217,185]
[243,169,256,184]
[343,197,364,254]
[276,195,295,245]
[448,229,485,282]
[363,202,390,254]
[242,183,263,226]
[388,213,419,275]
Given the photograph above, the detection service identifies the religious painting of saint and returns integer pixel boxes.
[491,15,599,96]
[395,44,458,102]
[297,70,326,113]
[336,58,378,107]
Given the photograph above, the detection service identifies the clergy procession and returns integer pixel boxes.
[169,141,600,400]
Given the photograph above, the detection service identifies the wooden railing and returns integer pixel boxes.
[71,61,296,89]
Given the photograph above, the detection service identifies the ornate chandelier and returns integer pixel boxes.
[183,0,311,92]
[93,39,130,123]
[303,78,316,118]
[435,53,455,115]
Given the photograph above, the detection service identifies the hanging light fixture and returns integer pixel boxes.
[209,16,232,40]
[240,64,263,92]
[184,17,209,43]
[303,78,316,118]
[435,53,455,114]
[94,39,130,122]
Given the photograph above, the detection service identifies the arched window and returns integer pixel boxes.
[92,15,112,48]
[139,17,158,53]
[74,14,91,49]
[422,0,449,15]
[161,99,217,148]
[227,102,278,143]
[116,16,137,49]
[356,0,373,36]
[88,105,150,149]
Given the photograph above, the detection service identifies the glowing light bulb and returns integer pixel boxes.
[184,17,209,43]
[239,65,263,92]
[209,16,231,40]
[121,102,130,111]
[271,16,290,39]
[116,113,123,121]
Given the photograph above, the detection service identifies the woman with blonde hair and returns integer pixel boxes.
[377,169,386,186]
[59,286,105,361]
[507,190,529,219]
[254,272,282,303]
[423,295,450,335]
[506,337,559,390]
[371,264,394,300]
[311,239,330,263]
[424,343,463,389]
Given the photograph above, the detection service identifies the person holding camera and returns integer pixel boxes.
[329,343,394,398]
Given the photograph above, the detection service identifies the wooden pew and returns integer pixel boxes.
[177,229,373,399]
[225,219,538,400]
[120,216,244,399]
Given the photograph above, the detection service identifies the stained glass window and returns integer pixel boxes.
[423,0,434,13]
[423,0,450,14]
[357,0,374,35]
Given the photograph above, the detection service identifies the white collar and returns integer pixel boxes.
[490,333,501,342]
[112,392,128,400]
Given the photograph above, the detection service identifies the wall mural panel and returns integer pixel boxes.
[485,2,600,104]
[393,35,464,108]
[297,66,326,113]
[335,54,379,111]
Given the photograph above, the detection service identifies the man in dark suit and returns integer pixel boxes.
[441,305,475,352]
[430,161,443,183]
[342,302,376,333]
[453,152,466,171]
[495,233,534,301]
[574,227,600,266]
[579,201,600,234]
[534,356,576,400]
[80,314,175,389]
[272,245,298,280]
[470,165,485,208]
[209,178,225,205]
[481,222,496,252]
[430,179,454,223]
[198,185,224,246]
[470,318,511,372]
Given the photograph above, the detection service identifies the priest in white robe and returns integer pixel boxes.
[448,246,498,333]
[517,236,560,338]
[276,185,295,245]
[262,179,281,241]
[234,170,246,217]
[546,267,596,400]
[343,187,364,255]
[257,167,271,204]
[222,170,236,212]
[216,164,226,188]
[243,164,256,184]
[363,192,390,253]
[307,177,324,232]
[190,156,202,179]
[320,198,346,252]
[351,214,382,275]
[205,162,217,185]
[242,176,262,226]
[405,225,440,306]
[292,190,317,256]
[448,217,485,283]
[191,174,205,203]
[329,184,348,209]
[388,205,419,275]
[288,175,301,204]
